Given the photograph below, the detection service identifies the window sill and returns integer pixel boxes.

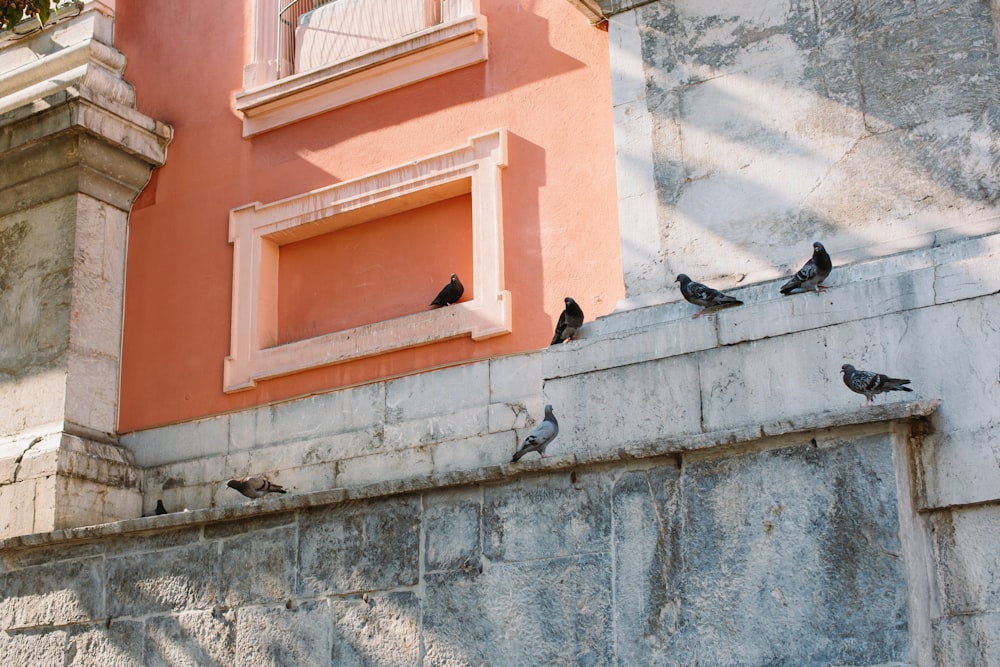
[233,14,488,137]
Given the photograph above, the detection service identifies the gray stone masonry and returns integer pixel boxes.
[0,404,934,665]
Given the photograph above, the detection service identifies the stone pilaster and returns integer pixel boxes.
[0,5,170,537]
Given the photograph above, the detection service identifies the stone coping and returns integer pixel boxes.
[0,399,939,553]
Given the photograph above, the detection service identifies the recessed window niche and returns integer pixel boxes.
[224,129,510,393]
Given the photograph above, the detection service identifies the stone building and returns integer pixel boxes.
[1,0,998,665]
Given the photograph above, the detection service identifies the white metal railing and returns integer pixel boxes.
[273,0,473,80]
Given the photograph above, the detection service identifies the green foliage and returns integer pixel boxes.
[0,0,57,33]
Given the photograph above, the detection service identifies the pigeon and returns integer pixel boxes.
[840,364,913,407]
[511,404,559,462]
[780,241,832,295]
[550,297,585,345]
[227,476,287,499]
[675,274,743,319]
[142,499,169,517]
[430,273,464,307]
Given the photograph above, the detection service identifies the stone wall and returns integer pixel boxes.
[1,411,929,665]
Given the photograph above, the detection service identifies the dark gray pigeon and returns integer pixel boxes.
[550,297,585,345]
[430,273,464,307]
[154,499,167,515]
[675,274,743,319]
[841,364,912,407]
[227,476,287,499]
[780,241,832,295]
[512,405,559,462]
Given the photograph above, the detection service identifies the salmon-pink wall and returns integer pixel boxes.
[116,0,623,431]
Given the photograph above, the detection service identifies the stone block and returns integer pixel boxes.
[922,426,1000,510]
[235,600,330,667]
[612,465,682,665]
[298,497,419,596]
[383,405,488,450]
[385,362,488,422]
[64,349,119,436]
[487,400,535,434]
[220,524,296,607]
[144,455,228,499]
[430,431,514,475]
[423,554,613,667]
[609,11,647,107]
[54,476,141,529]
[331,592,420,667]
[483,471,611,562]
[66,620,145,667]
[224,430,377,485]
[122,414,230,468]
[0,629,67,666]
[930,504,1000,615]
[543,355,702,456]
[107,543,219,616]
[543,314,717,378]
[228,381,384,449]
[424,487,481,572]
[932,610,1000,667]
[144,611,236,667]
[0,479,39,538]
[0,557,103,630]
[665,435,909,665]
[934,251,1000,305]
[489,351,542,404]
[334,446,433,488]
[719,266,936,346]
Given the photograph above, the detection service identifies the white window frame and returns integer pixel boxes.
[224,129,511,393]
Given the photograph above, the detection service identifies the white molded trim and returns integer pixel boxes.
[224,129,511,393]
[234,14,488,137]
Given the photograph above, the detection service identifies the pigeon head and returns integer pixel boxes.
[544,404,553,414]
[675,274,689,284]
[564,297,575,306]
[813,242,825,253]
[227,480,240,490]
[450,273,458,282]
[840,364,854,375]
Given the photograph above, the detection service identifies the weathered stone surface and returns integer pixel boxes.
[932,610,1000,667]
[484,471,611,562]
[67,620,145,667]
[930,504,1000,615]
[235,600,330,667]
[220,524,296,607]
[331,592,420,667]
[107,543,219,616]
[666,436,910,665]
[423,554,613,667]
[144,611,236,667]
[0,628,67,665]
[612,465,682,665]
[298,497,420,596]
[424,487,481,572]
[0,557,103,630]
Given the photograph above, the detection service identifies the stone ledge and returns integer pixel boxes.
[0,399,939,553]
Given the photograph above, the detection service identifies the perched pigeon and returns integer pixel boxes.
[430,273,464,307]
[550,297,585,345]
[154,499,168,515]
[780,241,832,295]
[227,476,287,499]
[841,364,912,407]
[511,405,559,462]
[675,274,743,319]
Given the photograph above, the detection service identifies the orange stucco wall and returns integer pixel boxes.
[115,0,623,431]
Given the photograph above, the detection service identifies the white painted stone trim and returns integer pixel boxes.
[224,129,512,393]
[234,13,488,136]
